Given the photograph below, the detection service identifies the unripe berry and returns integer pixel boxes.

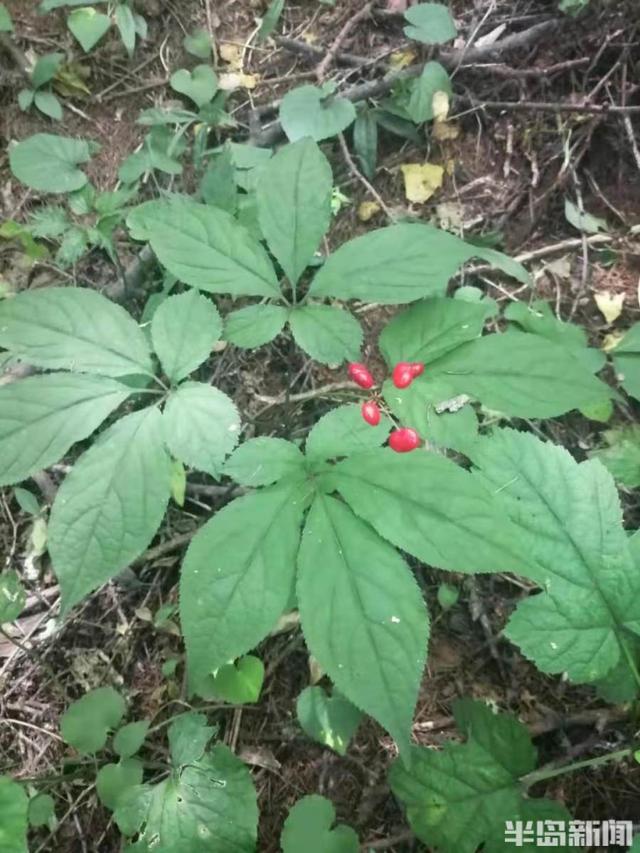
[389,427,420,453]
[361,400,381,426]
[392,362,415,389]
[347,362,374,389]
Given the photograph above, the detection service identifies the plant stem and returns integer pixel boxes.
[521,747,633,790]
[619,635,640,694]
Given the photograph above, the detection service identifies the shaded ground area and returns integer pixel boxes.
[1,0,640,850]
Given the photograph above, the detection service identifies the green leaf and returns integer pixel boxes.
[68,7,111,52]
[40,0,108,9]
[210,655,265,703]
[49,407,172,612]
[0,373,129,487]
[0,777,28,853]
[390,699,571,853]
[404,2,457,44]
[353,109,378,179]
[9,133,94,193]
[471,429,640,685]
[289,305,362,365]
[135,199,280,297]
[18,88,34,111]
[31,52,64,89]
[199,147,237,212]
[61,686,126,753]
[163,381,240,477]
[115,3,136,55]
[281,795,359,853]
[181,481,306,693]
[305,403,391,462]
[151,290,222,382]
[257,0,284,42]
[612,322,640,401]
[310,223,528,303]
[0,4,13,32]
[113,720,150,758]
[168,713,214,766]
[224,437,305,486]
[332,449,532,576]
[224,304,288,348]
[297,494,428,753]
[28,205,69,238]
[13,487,40,516]
[505,299,605,373]
[257,138,332,286]
[183,27,212,59]
[114,745,258,852]
[56,225,88,267]
[170,458,186,506]
[0,287,153,377]
[425,331,611,418]
[565,198,608,234]
[590,426,640,487]
[27,793,55,828]
[379,296,490,366]
[296,686,362,755]
[280,84,356,142]
[406,61,452,123]
[170,65,218,108]
[0,571,26,623]
[97,759,143,810]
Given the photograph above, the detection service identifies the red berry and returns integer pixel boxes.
[361,400,381,426]
[409,362,424,378]
[392,362,415,389]
[348,362,374,389]
[389,427,421,453]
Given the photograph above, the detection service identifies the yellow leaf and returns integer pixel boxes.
[309,655,324,684]
[401,163,444,204]
[389,48,416,69]
[445,158,456,175]
[603,331,625,352]
[218,72,259,91]
[357,201,381,222]
[433,120,459,141]
[595,290,625,325]
[219,42,243,70]
[432,90,450,122]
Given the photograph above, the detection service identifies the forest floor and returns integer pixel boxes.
[1,0,640,850]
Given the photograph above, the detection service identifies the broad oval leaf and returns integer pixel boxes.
[163,381,240,477]
[332,449,532,576]
[280,84,356,142]
[137,199,280,297]
[31,52,64,88]
[310,224,528,303]
[0,571,26,623]
[34,91,63,121]
[60,686,126,754]
[0,373,129,487]
[9,133,93,193]
[0,776,28,853]
[407,61,452,123]
[296,685,362,756]
[305,403,391,462]
[114,2,136,56]
[224,303,288,348]
[181,481,307,693]
[49,407,172,612]
[472,428,640,685]
[428,331,610,418]
[289,305,362,365]
[390,699,571,853]
[150,290,222,382]
[612,322,640,401]
[114,745,258,852]
[96,759,143,810]
[68,7,111,52]
[404,2,457,44]
[168,713,214,767]
[224,437,305,487]
[281,795,359,853]
[0,287,153,377]
[257,138,332,286]
[113,720,150,758]
[297,494,428,754]
[170,65,218,108]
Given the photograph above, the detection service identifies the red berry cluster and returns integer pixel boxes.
[347,360,425,453]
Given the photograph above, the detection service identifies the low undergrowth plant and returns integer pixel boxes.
[2,6,640,845]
